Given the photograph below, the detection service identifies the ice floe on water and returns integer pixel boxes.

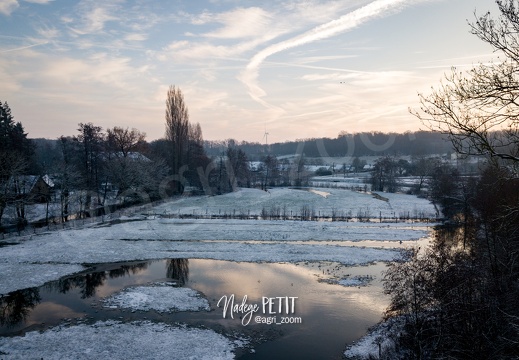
[0,262,85,296]
[0,320,247,360]
[102,283,210,312]
[0,228,404,295]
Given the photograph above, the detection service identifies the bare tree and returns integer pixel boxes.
[188,122,203,147]
[371,156,398,192]
[410,156,440,194]
[55,138,80,222]
[411,0,519,164]
[227,146,250,189]
[0,151,27,227]
[74,123,104,212]
[104,126,150,202]
[261,154,278,189]
[291,155,308,187]
[165,86,189,194]
[106,127,146,158]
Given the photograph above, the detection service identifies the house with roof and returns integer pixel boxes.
[7,175,53,203]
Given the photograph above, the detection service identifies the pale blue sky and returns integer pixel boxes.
[0,0,497,142]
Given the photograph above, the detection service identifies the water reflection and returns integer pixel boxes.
[46,262,151,299]
[433,224,474,250]
[1,258,388,359]
[0,261,159,331]
[108,262,150,279]
[166,259,189,285]
[0,288,41,327]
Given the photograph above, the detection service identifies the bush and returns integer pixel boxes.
[314,167,332,176]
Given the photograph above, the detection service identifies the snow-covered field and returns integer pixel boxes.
[153,187,437,219]
[0,187,436,359]
[1,185,436,227]
[310,174,372,190]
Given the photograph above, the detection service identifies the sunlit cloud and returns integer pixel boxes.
[273,67,444,139]
[414,53,497,70]
[43,54,149,90]
[301,72,362,81]
[183,86,229,111]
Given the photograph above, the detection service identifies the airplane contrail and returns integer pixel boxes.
[0,41,48,53]
[239,0,427,105]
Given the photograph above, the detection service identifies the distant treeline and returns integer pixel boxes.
[204,131,454,159]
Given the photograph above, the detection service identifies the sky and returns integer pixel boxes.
[0,0,498,143]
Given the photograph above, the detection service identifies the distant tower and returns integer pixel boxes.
[263,122,269,151]
[263,128,269,146]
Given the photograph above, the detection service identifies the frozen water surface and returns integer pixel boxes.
[0,320,242,360]
[0,258,392,359]
[0,189,436,359]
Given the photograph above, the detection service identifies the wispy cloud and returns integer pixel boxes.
[160,36,270,63]
[43,53,149,90]
[282,0,366,23]
[165,3,362,63]
[294,54,359,64]
[239,0,426,104]
[301,70,417,84]
[158,6,290,64]
[24,0,54,3]
[36,25,59,39]
[124,33,148,42]
[301,72,359,81]
[414,54,497,70]
[1,0,495,141]
[0,41,48,53]
[71,7,117,35]
[201,7,273,39]
[0,0,53,16]
[0,0,19,15]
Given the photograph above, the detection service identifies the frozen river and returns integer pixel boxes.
[1,258,390,359]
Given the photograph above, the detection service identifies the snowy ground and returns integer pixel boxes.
[152,187,437,219]
[102,283,210,312]
[0,186,436,230]
[310,174,372,190]
[0,320,248,360]
[344,316,403,359]
[0,187,436,359]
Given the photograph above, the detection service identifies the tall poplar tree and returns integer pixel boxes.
[165,86,189,194]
